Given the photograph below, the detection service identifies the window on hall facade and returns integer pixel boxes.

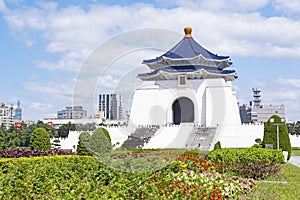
[178,75,186,86]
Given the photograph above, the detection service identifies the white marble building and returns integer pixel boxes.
[122,27,264,150]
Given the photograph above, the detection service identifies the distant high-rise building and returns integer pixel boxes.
[98,94,123,120]
[0,102,15,129]
[57,106,87,119]
[240,88,285,123]
[15,100,22,120]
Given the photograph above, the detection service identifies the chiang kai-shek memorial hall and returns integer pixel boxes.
[112,27,264,150]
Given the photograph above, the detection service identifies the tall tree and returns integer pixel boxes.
[57,122,76,138]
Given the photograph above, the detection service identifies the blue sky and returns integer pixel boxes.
[0,0,300,122]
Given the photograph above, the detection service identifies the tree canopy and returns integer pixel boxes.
[30,128,51,150]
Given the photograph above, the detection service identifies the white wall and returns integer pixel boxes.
[129,81,201,126]
[217,124,264,148]
[290,135,300,148]
[51,131,81,150]
[51,127,129,150]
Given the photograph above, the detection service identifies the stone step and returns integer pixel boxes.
[121,126,160,149]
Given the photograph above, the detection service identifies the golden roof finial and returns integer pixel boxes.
[184,27,192,38]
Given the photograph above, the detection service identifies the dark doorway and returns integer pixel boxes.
[172,97,194,125]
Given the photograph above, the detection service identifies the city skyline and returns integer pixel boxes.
[0,0,300,122]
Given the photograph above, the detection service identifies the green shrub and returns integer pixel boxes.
[98,127,111,143]
[89,128,112,155]
[77,132,91,156]
[0,156,119,199]
[263,115,292,160]
[30,128,51,150]
[184,149,201,155]
[213,141,221,150]
[207,148,284,179]
[115,146,127,151]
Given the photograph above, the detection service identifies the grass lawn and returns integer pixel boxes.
[248,163,300,200]
[292,149,300,156]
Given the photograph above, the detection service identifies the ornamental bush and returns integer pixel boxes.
[213,141,222,150]
[30,128,51,150]
[207,148,284,179]
[77,132,91,156]
[263,115,292,160]
[89,128,112,155]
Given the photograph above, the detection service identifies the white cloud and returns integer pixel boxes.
[23,79,73,99]
[200,0,270,12]
[277,78,300,89]
[35,1,57,11]
[3,2,300,73]
[273,0,300,16]
[24,101,56,121]
[34,50,88,72]
[165,0,270,12]
[46,42,66,53]
[0,0,7,12]
[251,78,300,103]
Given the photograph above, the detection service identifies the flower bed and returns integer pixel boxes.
[0,151,258,199]
[140,152,256,199]
[0,148,73,158]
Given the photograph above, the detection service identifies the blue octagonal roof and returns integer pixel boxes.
[143,28,229,64]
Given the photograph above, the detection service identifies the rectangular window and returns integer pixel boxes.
[178,75,186,86]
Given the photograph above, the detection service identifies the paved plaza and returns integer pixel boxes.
[289,156,300,167]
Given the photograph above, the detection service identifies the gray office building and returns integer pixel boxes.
[240,88,285,123]
[57,106,87,119]
[98,94,122,120]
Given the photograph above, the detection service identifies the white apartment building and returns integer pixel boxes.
[98,94,123,120]
[0,102,15,130]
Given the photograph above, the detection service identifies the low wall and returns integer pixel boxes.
[218,124,264,148]
[53,123,267,150]
[290,135,300,148]
[51,131,82,150]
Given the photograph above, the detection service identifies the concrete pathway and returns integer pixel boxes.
[289,156,300,167]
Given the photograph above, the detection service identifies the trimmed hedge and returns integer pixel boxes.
[0,156,119,199]
[263,115,292,160]
[207,148,284,179]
